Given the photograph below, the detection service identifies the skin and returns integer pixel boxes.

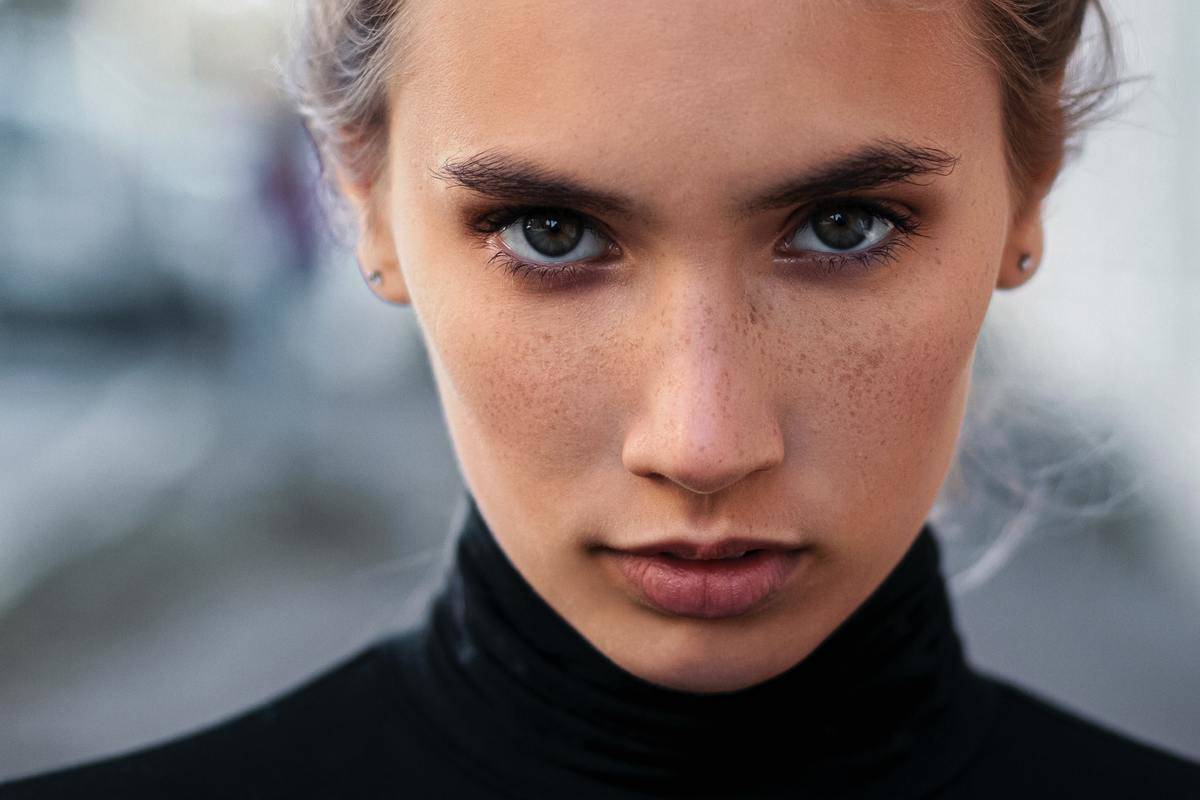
[340,0,1052,693]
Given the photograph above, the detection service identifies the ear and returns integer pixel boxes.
[997,74,1066,292]
[996,199,1043,290]
[334,167,411,305]
[996,167,1055,291]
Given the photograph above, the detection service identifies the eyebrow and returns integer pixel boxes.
[431,138,959,222]
[742,140,959,216]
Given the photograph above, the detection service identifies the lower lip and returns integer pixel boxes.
[607,549,807,619]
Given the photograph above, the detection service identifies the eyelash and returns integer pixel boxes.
[467,199,925,288]
[467,208,609,287]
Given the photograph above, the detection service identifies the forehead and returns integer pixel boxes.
[397,0,996,197]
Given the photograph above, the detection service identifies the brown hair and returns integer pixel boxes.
[284,0,1125,218]
[960,0,1124,213]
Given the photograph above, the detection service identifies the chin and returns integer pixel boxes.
[616,617,810,695]
[636,654,795,695]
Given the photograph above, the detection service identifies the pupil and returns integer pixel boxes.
[524,213,583,257]
[813,207,873,250]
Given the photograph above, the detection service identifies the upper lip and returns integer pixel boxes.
[617,537,803,560]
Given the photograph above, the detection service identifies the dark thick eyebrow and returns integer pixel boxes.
[740,140,960,217]
[431,139,959,222]
[431,149,640,219]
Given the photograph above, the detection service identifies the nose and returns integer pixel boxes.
[620,278,785,496]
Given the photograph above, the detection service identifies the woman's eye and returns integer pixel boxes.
[788,204,896,255]
[498,209,610,264]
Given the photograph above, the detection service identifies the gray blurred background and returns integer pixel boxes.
[0,0,1196,781]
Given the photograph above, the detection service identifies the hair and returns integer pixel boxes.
[281,0,1134,588]
[964,0,1124,212]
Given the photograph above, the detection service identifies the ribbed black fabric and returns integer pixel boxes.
[3,489,1199,798]
[396,493,995,799]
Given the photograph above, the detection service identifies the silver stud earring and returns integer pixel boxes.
[1017,253,1033,272]
[367,271,383,286]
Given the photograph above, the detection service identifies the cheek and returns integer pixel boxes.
[427,294,626,480]
[392,190,628,487]
[794,272,990,523]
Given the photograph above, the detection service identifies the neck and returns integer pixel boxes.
[405,492,998,798]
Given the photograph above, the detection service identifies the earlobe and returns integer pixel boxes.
[996,233,1041,290]
[354,227,410,305]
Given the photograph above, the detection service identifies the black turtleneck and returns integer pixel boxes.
[3,491,1198,798]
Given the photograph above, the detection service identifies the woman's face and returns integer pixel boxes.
[354,0,1044,692]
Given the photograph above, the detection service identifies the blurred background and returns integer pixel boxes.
[0,0,1196,780]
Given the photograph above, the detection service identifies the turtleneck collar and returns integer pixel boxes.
[397,491,999,799]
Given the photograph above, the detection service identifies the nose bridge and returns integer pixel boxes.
[661,279,748,403]
[622,269,784,495]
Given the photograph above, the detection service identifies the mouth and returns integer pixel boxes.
[605,546,808,619]
[619,537,800,561]
[653,548,762,560]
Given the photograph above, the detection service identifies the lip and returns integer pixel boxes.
[606,541,808,619]
[617,536,800,561]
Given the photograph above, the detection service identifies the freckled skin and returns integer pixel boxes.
[352,0,1046,693]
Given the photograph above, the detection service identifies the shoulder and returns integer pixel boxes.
[942,670,1200,798]
[0,632,428,799]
